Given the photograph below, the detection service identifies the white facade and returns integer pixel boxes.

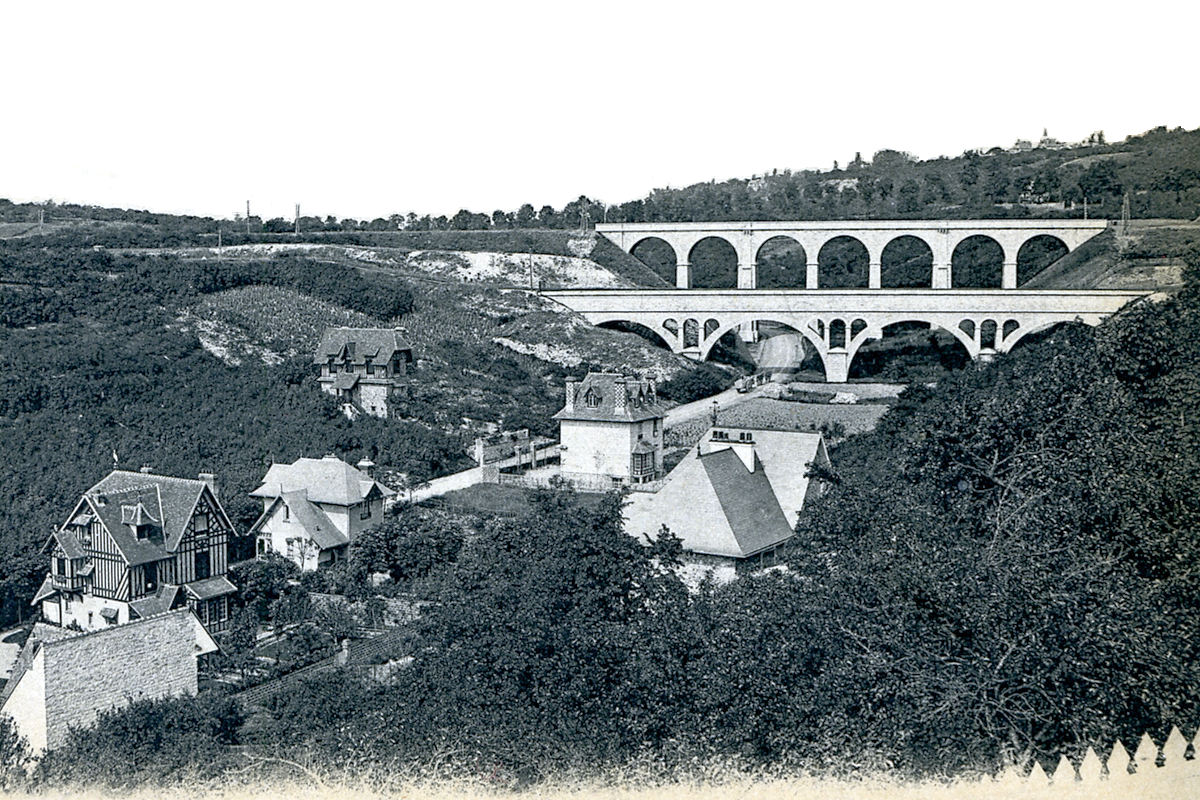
[559,417,662,482]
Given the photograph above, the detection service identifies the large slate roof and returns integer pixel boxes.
[553,372,668,424]
[251,455,394,506]
[314,328,411,366]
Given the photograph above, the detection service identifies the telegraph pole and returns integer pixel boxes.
[294,203,301,236]
[246,200,251,234]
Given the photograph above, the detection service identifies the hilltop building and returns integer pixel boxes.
[553,372,666,488]
[0,610,217,753]
[315,327,413,419]
[33,470,238,635]
[250,454,395,570]
[624,427,831,582]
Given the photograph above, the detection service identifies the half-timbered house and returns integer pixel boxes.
[33,470,239,635]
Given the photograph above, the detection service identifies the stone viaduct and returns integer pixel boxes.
[596,220,1110,290]
[542,288,1150,383]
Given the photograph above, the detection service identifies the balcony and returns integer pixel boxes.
[51,574,86,592]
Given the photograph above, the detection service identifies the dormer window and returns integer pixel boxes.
[328,358,337,375]
[365,358,374,376]
[584,388,601,408]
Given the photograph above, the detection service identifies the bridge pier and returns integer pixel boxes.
[869,261,882,290]
[824,350,850,383]
[737,262,756,289]
[1002,261,1018,290]
[933,263,951,289]
[675,262,690,289]
[806,260,819,289]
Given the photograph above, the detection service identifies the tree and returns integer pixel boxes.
[1077,160,1122,200]
[0,714,29,793]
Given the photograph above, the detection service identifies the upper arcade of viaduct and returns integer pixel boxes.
[596,220,1110,291]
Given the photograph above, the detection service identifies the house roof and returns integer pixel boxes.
[313,328,411,366]
[130,585,181,620]
[31,575,56,605]
[553,373,668,424]
[249,492,351,552]
[184,575,237,601]
[250,454,394,506]
[624,427,829,560]
[331,372,360,391]
[78,471,232,564]
[699,449,793,556]
[51,529,86,560]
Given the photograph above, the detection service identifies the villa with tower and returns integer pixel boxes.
[315,327,414,419]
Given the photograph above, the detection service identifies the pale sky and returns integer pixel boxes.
[3,1,1197,222]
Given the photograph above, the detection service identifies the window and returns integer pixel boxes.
[328,359,337,374]
[195,550,210,581]
[194,514,208,533]
[584,388,600,408]
[365,359,374,375]
[55,557,67,575]
[286,538,297,560]
[360,502,372,520]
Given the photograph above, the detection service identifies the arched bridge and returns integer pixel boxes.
[597,220,1110,290]
[541,288,1149,383]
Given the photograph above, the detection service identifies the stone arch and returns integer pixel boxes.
[952,235,1004,288]
[703,318,720,339]
[846,316,978,366]
[756,235,808,289]
[980,319,998,349]
[629,237,679,285]
[846,317,977,379]
[688,236,739,288]
[850,318,867,340]
[1016,234,1070,286]
[829,319,847,349]
[818,236,870,288]
[683,318,700,349]
[1002,319,1020,341]
[959,319,976,339]
[1002,319,1082,353]
[595,319,675,351]
[880,235,934,288]
[663,318,679,337]
[698,315,828,368]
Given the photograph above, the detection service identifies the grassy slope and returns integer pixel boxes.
[1025,221,1199,290]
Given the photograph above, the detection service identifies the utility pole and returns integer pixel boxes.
[217,223,223,264]
[294,203,300,236]
[38,207,44,231]
[246,200,251,234]
[1083,196,1088,220]
[1121,193,1131,232]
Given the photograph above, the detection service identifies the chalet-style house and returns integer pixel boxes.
[553,373,667,488]
[0,610,217,753]
[624,427,831,582]
[33,470,238,635]
[315,327,413,419]
[250,454,395,570]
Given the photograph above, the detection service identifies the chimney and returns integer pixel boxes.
[564,378,577,412]
[647,376,657,403]
[198,472,218,500]
[356,458,376,477]
[710,429,756,472]
[614,378,628,413]
[139,465,153,474]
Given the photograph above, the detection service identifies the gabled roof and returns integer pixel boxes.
[50,529,86,560]
[249,493,350,552]
[31,575,57,605]
[313,328,411,366]
[331,372,360,391]
[624,427,829,560]
[554,372,668,424]
[250,455,394,506]
[699,449,793,556]
[79,471,233,564]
